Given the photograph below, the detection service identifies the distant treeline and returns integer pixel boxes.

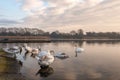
[0,27,120,39]
[0,27,49,36]
[85,32,120,39]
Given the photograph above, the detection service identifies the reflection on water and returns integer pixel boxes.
[36,67,54,77]
[1,41,120,80]
[0,56,27,80]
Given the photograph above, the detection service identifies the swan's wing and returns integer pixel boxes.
[38,51,48,57]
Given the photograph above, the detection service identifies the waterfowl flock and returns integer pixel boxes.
[2,44,84,69]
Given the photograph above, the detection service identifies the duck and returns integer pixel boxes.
[35,50,54,68]
[75,45,84,53]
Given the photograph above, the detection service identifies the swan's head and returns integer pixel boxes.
[38,46,41,51]
[47,50,55,56]
[23,43,27,47]
[74,45,78,50]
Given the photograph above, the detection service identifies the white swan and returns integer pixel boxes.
[54,52,69,58]
[31,46,41,55]
[3,46,22,54]
[15,52,24,63]
[2,46,24,65]
[75,45,84,53]
[23,44,41,55]
[35,50,54,68]
[23,44,33,53]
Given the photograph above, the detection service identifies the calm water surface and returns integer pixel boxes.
[1,41,120,80]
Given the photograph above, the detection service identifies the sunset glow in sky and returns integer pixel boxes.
[0,0,120,32]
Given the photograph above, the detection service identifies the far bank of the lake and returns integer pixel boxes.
[1,39,120,43]
[1,36,120,43]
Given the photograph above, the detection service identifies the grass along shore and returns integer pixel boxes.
[0,49,30,80]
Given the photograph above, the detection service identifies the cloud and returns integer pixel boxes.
[10,0,120,32]
[0,19,20,24]
[21,0,82,16]
[21,0,44,15]
[21,0,99,22]
[20,0,102,30]
[0,15,4,17]
[85,0,104,6]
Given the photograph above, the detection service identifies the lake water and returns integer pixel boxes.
[1,41,120,80]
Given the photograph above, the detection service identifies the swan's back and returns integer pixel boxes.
[37,50,54,66]
[38,51,49,57]
[32,48,39,54]
[75,47,84,53]
[16,53,24,62]
[55,52,69,58]
[24,44,32,52]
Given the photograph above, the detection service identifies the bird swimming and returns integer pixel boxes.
[75,45,84,53]
[35,50,54,68]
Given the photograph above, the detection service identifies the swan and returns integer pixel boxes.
[3,46,22,54]
[15,52,24,65]
[2,46,24,65]
[23,44,41,55]
[54,52,69,58]
[35,50,54,68]
[23,44,33,53]
[75,45,84,53]
[31,46,41,55]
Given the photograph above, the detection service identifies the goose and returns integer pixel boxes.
[35,50,54,68]
[75,45,84,53]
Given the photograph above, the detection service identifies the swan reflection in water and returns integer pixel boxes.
[36,67,54,77]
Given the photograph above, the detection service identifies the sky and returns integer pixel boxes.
[0,0,120,32]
